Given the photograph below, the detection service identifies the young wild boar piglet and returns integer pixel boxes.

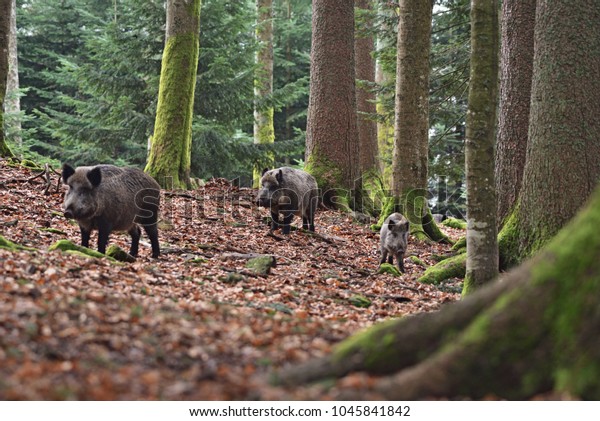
[62,164,161,258]
[256,167,318,234]
[380,212,409,272]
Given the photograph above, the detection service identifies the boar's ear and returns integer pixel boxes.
[87,167,102,187]
[62,164,75,183]
[261,168,269,176]
[276,169,283,183]
[387,218,396,228]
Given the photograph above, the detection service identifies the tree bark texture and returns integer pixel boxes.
[464,0,499,293]
[494,0,535,227]
[5,0,20,150]
[381,1,444,242]
[0,0,13,157]
[506,0,600,262]
[145,0,201,189]
[391,0,432,196]
[355,0,378,176]
[305,0,359,204]
[253,0,275,188]
[276,181,600,399]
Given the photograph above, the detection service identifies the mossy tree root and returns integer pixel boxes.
[274,278,511,387]
[274,184,600,399]
[417,252,466,284]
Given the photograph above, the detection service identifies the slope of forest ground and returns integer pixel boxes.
[0,161,463,400]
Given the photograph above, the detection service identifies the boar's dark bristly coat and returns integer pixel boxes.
[62,164,161,258]
[379,212,409,272]
[256,167,318,234]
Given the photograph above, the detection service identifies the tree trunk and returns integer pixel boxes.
[355,0,378,176]
[0,0,13,158]
[500,0,600,265]
[384,0,445,242]
[5,0,20,152]
[495,0,535,227]
[253,0,275,188]
[145,0,201,189]
[463,0,499,293]
[276,180,600,400]
[374,5,394,187]
[305,0,359,208]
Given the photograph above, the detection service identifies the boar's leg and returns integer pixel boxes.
[143,223,160,258]
[96,218,112,255]
[302,215,310,230]
[281,213,294,234]
[80,225,91,249]
[396,252,406,273]
[128,225,141,257]
[379,250,388,266]
[270,211,280,231]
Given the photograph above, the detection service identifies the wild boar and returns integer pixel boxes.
[256,167,318,234]
[380,212,409,272]
[62,164,160,258]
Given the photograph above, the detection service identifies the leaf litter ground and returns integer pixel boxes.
[0,162,463,399]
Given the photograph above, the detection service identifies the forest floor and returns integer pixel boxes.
[0,160,464,400]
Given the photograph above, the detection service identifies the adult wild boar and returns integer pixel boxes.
[256,167,318,234]
[62,164,161,258]
[380,212,409,272]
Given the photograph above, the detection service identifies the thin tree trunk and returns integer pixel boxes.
[355,0,378,176]
[375,3,394,186]
[145,0,201,189]
[0,0,14,158]
[384,0,445,242]
[305,0,359,207]
[253,0,275,188]
[495,0,535,227]
[5,0,21,152]
[391,0,432,196]
[463,0,499,293]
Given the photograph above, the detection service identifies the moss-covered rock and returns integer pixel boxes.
[418,253,466,284]
[409,256,426,267]
[106,245,136,263]
[39,228,68,236]
[245,255,276,275]
[0,235,36,251]
[348,295,372,308]
[48,239,108,259]
[377,263,401,277]
[442,217,467,230]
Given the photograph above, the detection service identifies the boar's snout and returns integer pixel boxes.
[64,209,74,219]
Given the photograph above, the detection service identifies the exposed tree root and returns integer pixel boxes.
[274,185,600,399]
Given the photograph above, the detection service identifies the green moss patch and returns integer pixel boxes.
[377,263,401,277]
[245,255,276,275]
[418,253,466,284]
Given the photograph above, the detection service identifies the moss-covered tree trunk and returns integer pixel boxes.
[252,0,275,188]
[374,5,394,186]
[305,0,359,209]
[145,0,201,189]
[463,0,499,294]
[0,0,14,158]
[500,0,600,266]
[355,0,378,177]
[382,0,445,242]
[276,180,600,400]
[494,0,535,228]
